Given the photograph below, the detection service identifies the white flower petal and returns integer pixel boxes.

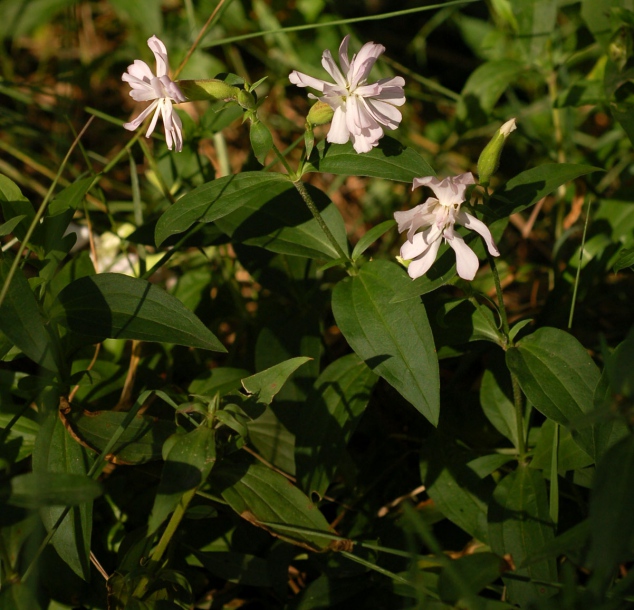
[449,233,480,280]
[145,103,162,138]
[456,211,499,256]
[124,59,154,82]
[348,41,384,89]
[326,106,350,144]
[364,98,402,130]
[289,70,328,92]
[338,35,351,74]
[401,229,433,260]
[394,205,424,234]
[321,49,347,89]
[407,238,442,279]
[148,35,169,77]
[500,118,517,137]
[123,100,159,131]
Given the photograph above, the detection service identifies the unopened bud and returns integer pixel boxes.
[477,118,517,187]
[177,79,256,109]
[307,101,334,127]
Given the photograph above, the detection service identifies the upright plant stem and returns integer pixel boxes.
[292,178,350,264]
[486,246,527,462]
[268,142,350,265]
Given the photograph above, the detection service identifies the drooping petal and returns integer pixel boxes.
[289,70,328,92]
[326,106,350,144]
[401,229,434,260]
[147,35,169,77]
[449,233,480,280]
[394,205,424,235]
[123,100,159,131]
[406,237,442,279]
[144,102,162,138]
[351,122,383,153]
[170,109,184,152]
[456,211,500,256]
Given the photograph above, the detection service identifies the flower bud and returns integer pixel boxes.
[477,118,517,187]
[306,101,334,127]
[177,79,256,110]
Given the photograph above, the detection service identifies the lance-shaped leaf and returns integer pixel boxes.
[211,454,348,552]
[31,414,98,580]
[483,164,601,221]
[587,435,634,595]
[154,172,349,261]
[241,357,312,406]
[506,327,604,459]
[60,408,176,465]
[304,136,435,182]
[0,257,59,373]
[49,273,225,352]
[332,259,439,425]
[295,354,378,499]
[488,467,557,607]
[148,425,216,535]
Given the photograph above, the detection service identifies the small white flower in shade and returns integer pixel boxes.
[122,35,187,151]
[289,35,405,154]
[394,173,500,281]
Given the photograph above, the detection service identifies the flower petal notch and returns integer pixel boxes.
[289,35,405,154]
[395,173,500,281]
[122,35,187,152]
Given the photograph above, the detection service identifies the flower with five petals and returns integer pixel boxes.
[122,35,187,151]
[395,173,500,281]
[289,35,405,154]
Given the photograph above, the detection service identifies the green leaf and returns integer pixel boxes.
[241,357,312,406]
[246,407,296,475]
[506,327,602,459]
[8,472,101,508]
[587,435,634,594]
[49,273,226,352]
[154,172,285,245]
[148,425,216,535]
[214,181,349,260]
[211,454,344,552]
[457,60,526,126]
[0,257,59,373]
[249,121,273,165]
[192,550,272,587]
[0,582,43,610]
[521,520,590,568]
[422,433,493,542]
[480,368,518,447]
[295,354,378,499]
[0,174,34,243]
[61,409,176,465]
[332,260,440,425]
[155,172,348,261]
[484,164,602,221]
[530,419,594,474]
[438,552,509,603]
[612,245,634,272]
[0,215,26,237]
[351,219,396,261]
[512,0,557,59]
[488,467,557,607]
[304,136,435,182]
[0,406,39,463]
[436,299,504,346]
[31,414,98,579]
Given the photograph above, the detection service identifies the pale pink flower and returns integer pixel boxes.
[122,35,187,151]
[395,173,499,281]
[289,35,405,154]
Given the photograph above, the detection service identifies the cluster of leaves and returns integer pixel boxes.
[1,1,634,609]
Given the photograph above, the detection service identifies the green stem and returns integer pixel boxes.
[568,199,591,329]
[270,142,296,178]
[132,487,197,599]
[511,369,527,463]
[485,248,510,339]
[485,243,527,462]
[292,178,350,264]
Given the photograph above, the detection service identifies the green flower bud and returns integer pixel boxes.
[176,79,256,108]
[477,118,517,187]
[306,101,334,127]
